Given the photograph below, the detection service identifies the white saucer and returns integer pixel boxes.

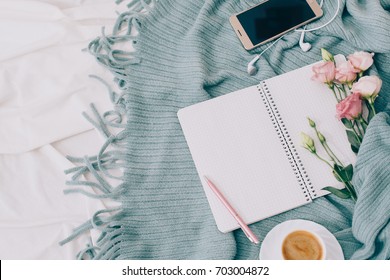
[259,219,344,260]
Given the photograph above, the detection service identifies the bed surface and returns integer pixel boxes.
[0,0,123,259]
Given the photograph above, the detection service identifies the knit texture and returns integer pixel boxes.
[62,0,390,259]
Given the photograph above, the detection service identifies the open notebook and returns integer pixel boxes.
[178,59,356,233]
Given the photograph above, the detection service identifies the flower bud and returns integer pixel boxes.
[307,117,316,128]
[317,132,326,144]
[301,132,316,153]
[321,48,334,62]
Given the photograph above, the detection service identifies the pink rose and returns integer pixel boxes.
[335,61,359,85]
[348,51,374,72]
[351,75,382,99]
[311,61,335,84]
[336,92,362,120]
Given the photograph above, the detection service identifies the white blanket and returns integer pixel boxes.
[0,0,124,259]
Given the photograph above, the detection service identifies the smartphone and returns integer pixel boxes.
[230,0,323,50]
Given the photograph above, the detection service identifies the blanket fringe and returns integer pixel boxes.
[60,0,158,259]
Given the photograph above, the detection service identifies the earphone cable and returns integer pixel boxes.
[295,0,340,33]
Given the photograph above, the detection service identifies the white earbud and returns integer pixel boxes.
[299,28,312,52]
[247,55,260,75]
[247,35,285,76]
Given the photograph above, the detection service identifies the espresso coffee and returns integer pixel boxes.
[282,230,323,260]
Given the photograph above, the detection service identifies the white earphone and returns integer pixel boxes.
[247,35,286,76]
[247,0,340,76]
[299,26,312,52]
[247,56,260,76]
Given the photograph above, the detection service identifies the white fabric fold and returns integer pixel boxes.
[0,0,126,259]
[0,0,119,154]
[0,131,105,259]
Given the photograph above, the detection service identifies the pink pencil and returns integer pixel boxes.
[204,176,259,244]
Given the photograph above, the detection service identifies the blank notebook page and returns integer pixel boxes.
[178,86,309,233]
[263,63,356,198]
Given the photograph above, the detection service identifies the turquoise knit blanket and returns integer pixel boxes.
[62,0,390,259]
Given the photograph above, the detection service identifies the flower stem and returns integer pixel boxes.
[345,83,352,92]
[313,152,334,169]
[324,142,344,167]
[313,148,357,201]
[316,153,357,201]
[360,116,369,126]
[357,118,367,134]
[344,181,357,202]
[330,86,341,102]
[335,84,347,99]
[351,124,362,143]
[334,86,341,100]
[331,166,357,202]
[368,100,377,115]
[354,120,365,137]
[313,127,344,166]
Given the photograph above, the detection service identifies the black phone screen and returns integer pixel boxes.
[237,0,316,45]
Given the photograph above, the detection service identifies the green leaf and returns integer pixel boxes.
[343,164,354,181]
[333,170,343,182]
[332,164,344,182]
[351,144,359,154]
[360,120,368,131]
[333,164,354,183]
[322,186,352,199]
[341,118,353,129]
[346,130,360,152]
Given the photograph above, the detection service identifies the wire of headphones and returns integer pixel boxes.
[247,0,341,75]
[295,0,340,33]
[247,34,286,75]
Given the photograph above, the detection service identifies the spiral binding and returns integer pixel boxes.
[257,82,317,201]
